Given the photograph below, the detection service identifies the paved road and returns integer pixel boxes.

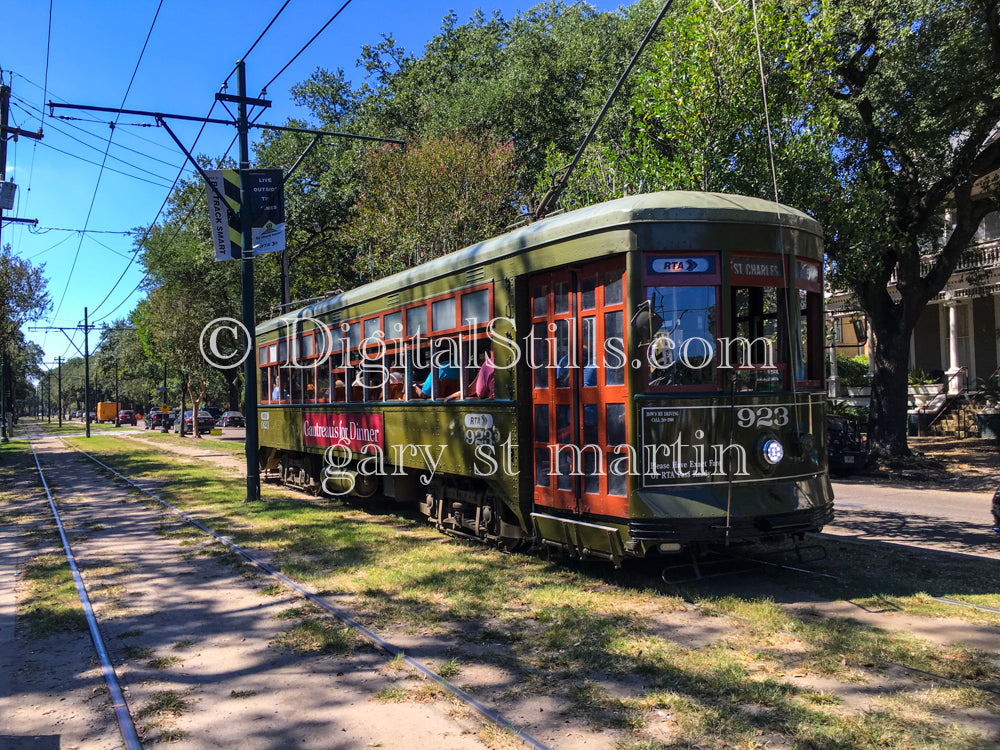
[828,480,1000,560]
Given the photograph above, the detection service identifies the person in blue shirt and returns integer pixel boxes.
[412,359,459,399]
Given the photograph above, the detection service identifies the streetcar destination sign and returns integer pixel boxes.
[648,256,714,275]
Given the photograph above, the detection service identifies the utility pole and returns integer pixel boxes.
[57,357,62,428]
[83,307,91,438]
[47,371,51,423]
[235,61,260,500]
[1,79,42,442]
[0,351,7,443]
[180,371,186,438]
[161,362,168,433]
[1,83,11,445]
[114,358,120,427]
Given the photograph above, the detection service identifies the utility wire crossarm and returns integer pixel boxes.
[46,63,402,502]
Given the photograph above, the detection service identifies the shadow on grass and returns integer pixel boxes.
[61,438,1000,748]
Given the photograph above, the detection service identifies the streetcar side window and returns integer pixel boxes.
[406,305,427,337]
[461,290,489,326]
[432,298,456,331]
[384,311,403,341]
[796,259,824,384]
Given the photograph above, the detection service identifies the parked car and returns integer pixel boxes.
[173,410,215,435]
[203,406,223,421]
[144,410,174,430]
[216,410,245,427]
[118,409,137,426]
[826,414,869,473]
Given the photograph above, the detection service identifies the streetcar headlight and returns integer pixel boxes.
[761,439,784,465]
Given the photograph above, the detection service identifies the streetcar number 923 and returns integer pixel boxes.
[736,406,789,428]
[464,414,496,446]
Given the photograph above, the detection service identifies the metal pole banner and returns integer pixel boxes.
[245,168,285,255]
[205,169,242,260]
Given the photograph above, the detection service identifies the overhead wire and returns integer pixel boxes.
[259,0,355,96]
[95,0,350,324]
[23,138,175,189]
[49,0,165,326]
[27,233,75,260]
[12,94,182,169]
[30,226,134,235]
[95,0,301,323]
[90,102,234,322]
[221,0,295,90]
[11,99,180,183]
[13,71,178,156]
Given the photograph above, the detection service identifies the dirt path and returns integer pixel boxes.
[3,435,492,749]
[0,445,124,749]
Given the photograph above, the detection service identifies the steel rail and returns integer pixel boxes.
[929,597,1000,616]
[59,438,552,750]
[27,438,143,750]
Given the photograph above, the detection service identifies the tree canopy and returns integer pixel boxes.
[116,0,1000,457]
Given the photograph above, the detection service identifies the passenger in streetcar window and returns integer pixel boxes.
[388,366,405,400]
[444,346,495,401]
[413,359,459,399]
[271,378,282,402]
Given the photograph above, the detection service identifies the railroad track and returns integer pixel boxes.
[21,430,551,750]
[15,425,999,746]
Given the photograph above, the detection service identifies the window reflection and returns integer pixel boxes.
[644,286,716,387]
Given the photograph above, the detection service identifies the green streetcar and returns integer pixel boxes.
[255,191,833,564]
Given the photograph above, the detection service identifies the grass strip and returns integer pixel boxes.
[63,435,1000,749]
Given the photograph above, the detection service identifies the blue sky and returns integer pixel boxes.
[2,0,625,367]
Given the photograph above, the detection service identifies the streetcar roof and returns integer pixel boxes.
[257,191,822,335]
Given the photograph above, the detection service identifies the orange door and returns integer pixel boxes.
[530,259,629,518]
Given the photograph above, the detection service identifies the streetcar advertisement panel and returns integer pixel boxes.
[303,412,384,450]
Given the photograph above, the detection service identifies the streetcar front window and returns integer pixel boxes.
[643,286,717,388]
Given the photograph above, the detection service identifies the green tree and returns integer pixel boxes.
[559,0,1000,457]
[806,0,1000,457]
[288,1,655,207]
[0,245,50,352]
[345,134,518,277]
[0,245,49,428]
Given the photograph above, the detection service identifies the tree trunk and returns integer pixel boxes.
[187,377,208,441]
[226,369,241,411]
[865,300,913,458]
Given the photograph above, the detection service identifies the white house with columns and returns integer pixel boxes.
[827,212,1000,400]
